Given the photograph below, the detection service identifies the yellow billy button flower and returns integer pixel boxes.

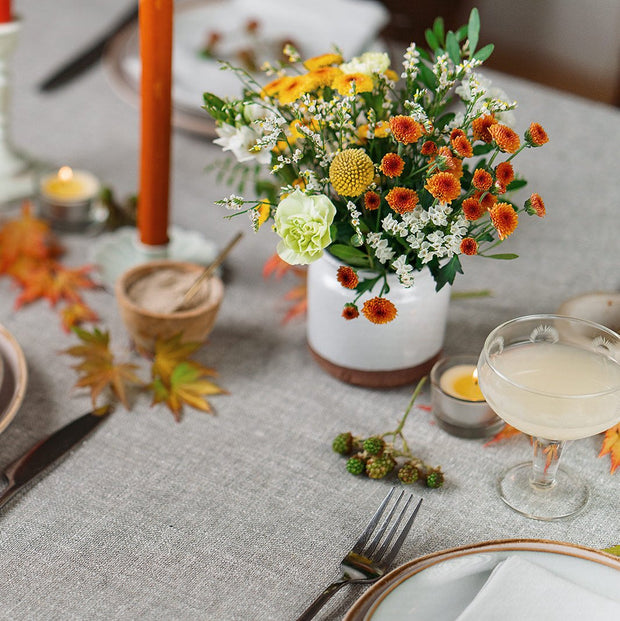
[329,148,375,197]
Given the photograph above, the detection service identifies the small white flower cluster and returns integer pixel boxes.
[391,255,415,287]
[271,148,303,173]
[401,43,420,79]
[347,201,363,239]
[433,53,455,90]
[216,194,245,210]
[283,43,300,63]
[248,207,260,231]
[366,232,395,264]
[455,73,517,125]
[403,100,431,131]
[381,212,408,238]
[252,113,286,152]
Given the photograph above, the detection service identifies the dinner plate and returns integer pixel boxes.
[103,0,389,136]
[0,323,28,435]
[344,539,620,620]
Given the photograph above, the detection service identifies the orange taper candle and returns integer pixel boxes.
[138,0,173,247]
[0,0,11,23]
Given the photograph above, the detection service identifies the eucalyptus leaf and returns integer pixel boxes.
[467,8,480,54]
[473,143,494,156]
[456,25,468,42]
[433,16,445,45]
[418,62,438,90]
[445,31,461,64]
[506,179,528,191]
[425,29,439,51]
[473,43,494,62]
[482,253,519,260]
[435,112,456,131]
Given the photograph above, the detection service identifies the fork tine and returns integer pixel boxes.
[380,497,423,568]
[351,487,396,554]
[373,493,415,560]
[363,489,405,557]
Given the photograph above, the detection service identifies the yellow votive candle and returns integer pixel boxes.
[40,166,99,203]
[439,364,485,401]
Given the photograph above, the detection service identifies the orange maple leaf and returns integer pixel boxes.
[63,327,143,408]
[150,332,217,380]
[13,263,56,308]
[262,253,306,279]
[599,424,620,474]
[0,202,62,272]
[48,263,99,305]
[60,301,100,332]
[281,282,308,324]
[484,423,523,446]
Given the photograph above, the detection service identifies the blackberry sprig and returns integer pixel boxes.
[331,377,445,488]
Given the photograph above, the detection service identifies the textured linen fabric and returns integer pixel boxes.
[0,2,619,619]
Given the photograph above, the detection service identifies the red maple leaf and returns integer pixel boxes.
[599,424,620,474]
[484,423,522,446]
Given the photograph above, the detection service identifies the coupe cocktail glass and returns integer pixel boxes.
[477,314,620,520]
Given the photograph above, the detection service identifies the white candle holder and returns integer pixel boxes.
[0,19,39,206]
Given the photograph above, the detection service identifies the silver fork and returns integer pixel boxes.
[295,487,422,621]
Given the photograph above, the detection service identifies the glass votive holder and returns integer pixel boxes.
[430,354,504,438]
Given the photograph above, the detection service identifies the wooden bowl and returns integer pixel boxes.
[115,260,224,354]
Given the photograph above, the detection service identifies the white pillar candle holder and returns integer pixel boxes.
[0,19,38,206]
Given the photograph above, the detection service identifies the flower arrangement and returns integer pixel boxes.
[203,8,548,323]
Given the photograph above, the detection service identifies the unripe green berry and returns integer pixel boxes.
[398,462,420,484]
[332,432,353,455]
[426,469,445,488]
[346,455,366,475]
[366,455,396,479]
[363,436,385,455]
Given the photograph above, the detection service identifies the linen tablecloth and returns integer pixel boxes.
[1,1,619,619]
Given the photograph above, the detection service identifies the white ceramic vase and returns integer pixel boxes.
[307,252,451,387]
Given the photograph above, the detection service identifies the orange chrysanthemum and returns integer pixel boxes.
[475,190,498,210]
[472,168,493,191]
[472,114,498,143]
[488,124,521,153]
[526,193,546,217]
[385,187,419,214]
[342,303,360,320]
[495,161,515,186]
[451,135,473,158]
[337,265,359,289]
[425,172,461,204]
[421,140,438,156]
[434,146,463,178]
[333,72,374,96]
[460,238,478,255]
[380,153,405,178]
[361,297,397,324]
[261,75,289,98]
[461,197,485,221]
[389,116,423,144]
[303,53,343,71]
[364,191,381,210]
[525,122,549,147]
[450,128,466,141]
[490,202,518,239]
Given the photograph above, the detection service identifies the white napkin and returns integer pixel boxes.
[455,556,620,621]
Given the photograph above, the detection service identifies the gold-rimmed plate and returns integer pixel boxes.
[0,323,28,435]
[345,539,620,620]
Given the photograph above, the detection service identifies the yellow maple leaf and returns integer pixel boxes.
[151,333,217,381]
[599,424,620,474]
[150,362,226,421]
[60,301,100,332]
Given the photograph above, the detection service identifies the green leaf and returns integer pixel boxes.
[473,43,494,62]
[355,277,380,296]
[418,62,438,90]
[473,143,494,156]
[434,255,464,291]
[506,179,528,191]
[603,545,620,557]
[456,25,468,42]
[482,253,519,260]
[467,8,480,54]
[425,28,439,51]
[328,245,371,268]
[433,17,445,45]
[435,112,455,131]
[445,31,461,64]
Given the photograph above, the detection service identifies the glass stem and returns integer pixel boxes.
[530,437,567,488]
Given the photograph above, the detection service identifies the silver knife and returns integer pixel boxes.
[0,404,113,510]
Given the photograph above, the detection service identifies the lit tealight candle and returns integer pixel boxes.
[430,355,503,438]
[39,166,101,229]
[439,364,485,401]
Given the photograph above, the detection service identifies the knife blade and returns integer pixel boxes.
[39,3,138,92]
[0,404,113,510]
